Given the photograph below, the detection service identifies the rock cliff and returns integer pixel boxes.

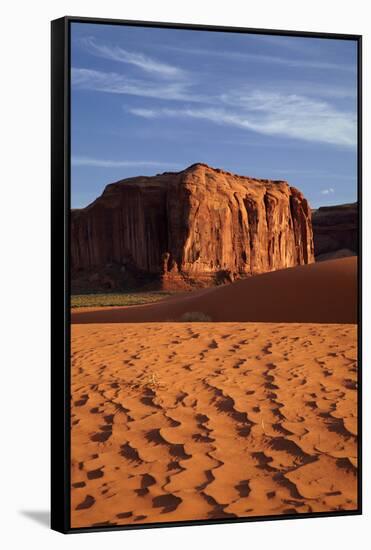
[312,203,358,261]
[71,163,314,290]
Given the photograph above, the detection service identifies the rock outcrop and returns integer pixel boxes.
[312,203,358,261]
[71,163,314,290]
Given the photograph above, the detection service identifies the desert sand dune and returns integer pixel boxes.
[71,257,357,325]
[71,322,358,528]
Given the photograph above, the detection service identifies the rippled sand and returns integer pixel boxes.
[71,322,358,528]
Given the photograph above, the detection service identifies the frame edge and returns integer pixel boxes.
[51,16,362,533]
[51,16,70,534]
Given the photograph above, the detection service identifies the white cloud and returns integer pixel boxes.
[73,40,356,149]
[273,169,353,180]
[161,45,355,72]
[71,68,205,102]
[321,187,335,195]
[259,81,356,100]
[129,89,356,148]
[81,37,186,79]
[128,108,159,119]
[71,156,181,168]
[249,34,312,52]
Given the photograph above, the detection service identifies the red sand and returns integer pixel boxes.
[71,322,358,527]
[70,256,358,527]
[71,257,357,325]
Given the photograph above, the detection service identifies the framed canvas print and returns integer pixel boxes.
[51,16,362,533]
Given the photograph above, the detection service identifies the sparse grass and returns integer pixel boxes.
[145,373,161,390]
[179,311,212,322]
[71,291,175,308]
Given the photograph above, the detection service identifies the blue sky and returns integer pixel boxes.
[71,23,358,209]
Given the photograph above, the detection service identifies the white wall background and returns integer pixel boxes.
[1,0,369,547]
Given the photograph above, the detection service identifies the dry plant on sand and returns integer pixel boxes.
[179,311,212,322]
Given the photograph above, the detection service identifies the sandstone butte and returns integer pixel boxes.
[71,163,315,290]
[312,202,358,261]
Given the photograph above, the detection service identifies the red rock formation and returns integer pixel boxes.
[312,203,358,261]
[71,163,314,290]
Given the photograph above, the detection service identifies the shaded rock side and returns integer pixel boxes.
[312,203,358,261]
[71,163,314,289]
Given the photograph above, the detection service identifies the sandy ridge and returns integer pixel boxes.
[71,257,357,325]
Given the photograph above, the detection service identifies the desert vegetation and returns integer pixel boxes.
[71,291,175,308]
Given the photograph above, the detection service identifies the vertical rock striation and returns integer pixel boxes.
[71,163,314,289]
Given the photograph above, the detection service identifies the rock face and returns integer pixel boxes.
[312,203,358,261]
[71,163,314,290]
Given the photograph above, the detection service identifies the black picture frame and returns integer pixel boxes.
[51,15,362,534]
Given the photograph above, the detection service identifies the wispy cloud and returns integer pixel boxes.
[81,37,186,79]
[161,45,355,72]
[73,38,356,149]
[129,89,356,148]
[71,68,205,102]
[321,187,335,195]
[72,156,181,169]
[262,81,356,100]
[249,34,310,52]
[129,108,160,118]
[273,168,354,180]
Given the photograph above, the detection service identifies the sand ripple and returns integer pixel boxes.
[71,322,358,527]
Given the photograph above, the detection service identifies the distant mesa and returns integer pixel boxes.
[312,203,357,261]
[71,163,314,291]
